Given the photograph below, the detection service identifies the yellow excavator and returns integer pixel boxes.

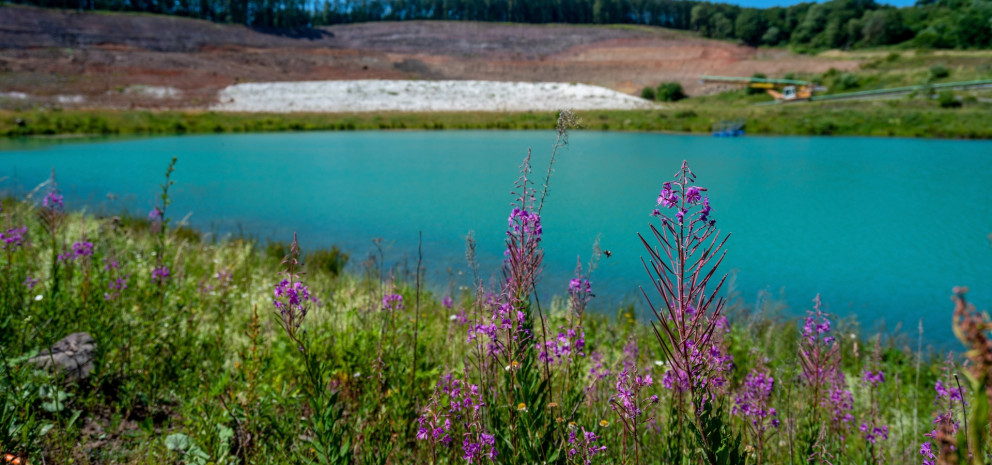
[700,75,825,101]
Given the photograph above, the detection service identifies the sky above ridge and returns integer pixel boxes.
[727,0,914,7]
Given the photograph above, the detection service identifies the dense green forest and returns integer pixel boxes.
[8,0,992,49]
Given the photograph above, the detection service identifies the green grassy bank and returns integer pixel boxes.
[2,96,991,139]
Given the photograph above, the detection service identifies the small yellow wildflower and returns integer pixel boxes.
[599,419,610,427]
[517,403,528,412]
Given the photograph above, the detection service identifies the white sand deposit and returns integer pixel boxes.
[212,80,655,113]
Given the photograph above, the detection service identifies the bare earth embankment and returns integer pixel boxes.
[0,4,861,111]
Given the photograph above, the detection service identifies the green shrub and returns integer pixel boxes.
[838,73,860,90]
[656,82,687,102]
[938,90,961,108]
[173,225,201,243]
[266,240,290,261]
[674,109,697,118]
[930,64,951,80]
[305,246,349,277]
[640,86,656,100]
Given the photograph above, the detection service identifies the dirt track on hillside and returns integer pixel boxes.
[0,4,861,110]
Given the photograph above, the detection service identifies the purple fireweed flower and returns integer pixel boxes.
[418,373,493,462]
[274,279,317,328]
[105,275,129,301]
[732,371,780,431]
[103,257,119,271]
[382,293,404,311]
[567,257,596,322]
[442,295,453,309]
[798,295,841,395]
[699,197,712,222]
[568,278,591,294]
[148,207,163,221]
[657,182,679,209]
[862,370,885,387]
[588,351,610,381]
[567,427,608,464]
[685,186,702,204]
[611,367,657,423]
[0,226,27,250]
[934,379,964,404]
[826,387,855,439]
[43,190,63,210]
[538,328,585,365]
[152,265,170,285]
[23,276,38,289]
[502,153,544,307]
[859,422,888,444]
[72,241,94,258]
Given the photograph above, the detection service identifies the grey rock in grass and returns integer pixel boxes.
[29,332,96,382]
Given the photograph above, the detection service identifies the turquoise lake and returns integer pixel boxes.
[2,131,991,346]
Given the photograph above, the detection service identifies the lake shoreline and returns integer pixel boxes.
[3,103,991,139]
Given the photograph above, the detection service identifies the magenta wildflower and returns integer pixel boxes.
[732,371,780,430]
[1,226,27,249]
[538,328,585,365]
[417,373,493,463]
[799,294,843,432]
[442,295,453,309]
[732,370,780,462]
[148,207,163,221]
[72,241,94,259]
[567,427,607,464]
[685,186,702,204]
[42,190,63,210]
[826,387,855,439]
[274,279,317,329]
[656,182,679,209]
[22,276,38,289]
[934,379,964,404]
[862,370,885,387]
[152,265,170,285]
[105,275,129,301]
[382,293,404,311]
[859,422,888,444]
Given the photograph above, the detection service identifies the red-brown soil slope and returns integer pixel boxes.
[0,4,861,109]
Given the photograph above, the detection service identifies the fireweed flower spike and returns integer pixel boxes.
[859,338,889,464]
[416,373,495,463]
[272,233,318,347]
[152,265,170,285]
[731,370,780,463]
[639,161,731,398]
[639,161,734,465]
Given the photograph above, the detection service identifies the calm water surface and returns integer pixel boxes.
[2,131,991,346]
